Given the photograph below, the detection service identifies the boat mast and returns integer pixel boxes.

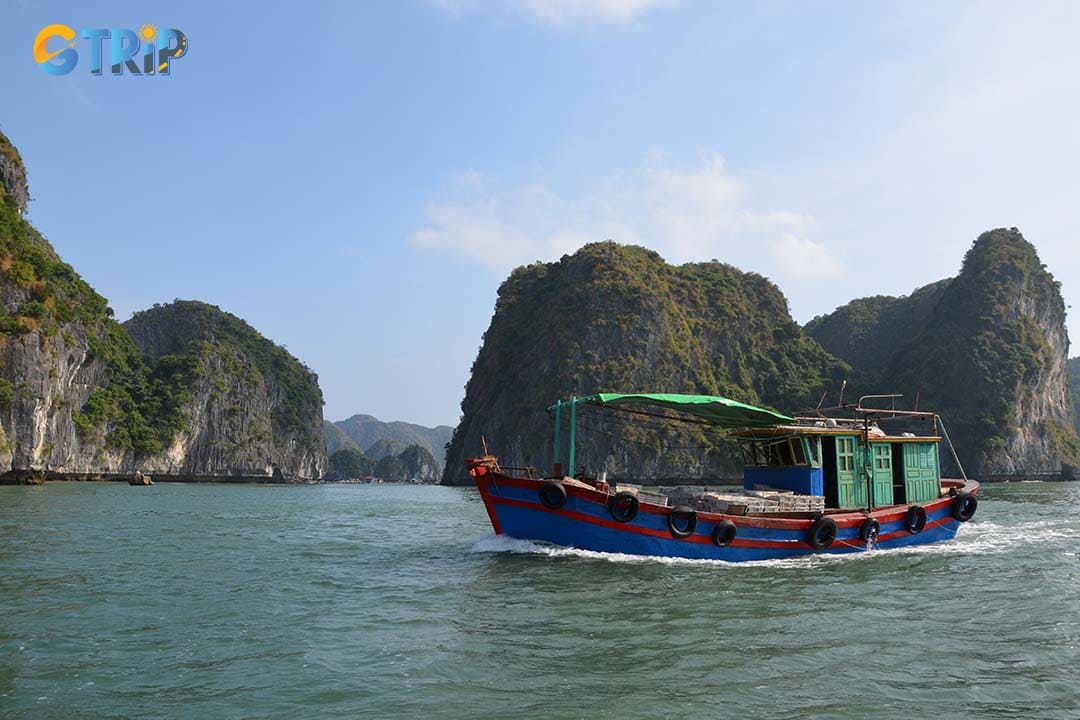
[553,399,562,473]
[551,396,580,477]
[863,413,873,512]
[569,396,578,477]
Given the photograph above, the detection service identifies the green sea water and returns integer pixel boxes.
[1,482,1078,720]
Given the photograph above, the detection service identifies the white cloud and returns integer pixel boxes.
[409,153,842,282]
[433,0,677,27]
[770,234,842,282]
[519,0,677,26]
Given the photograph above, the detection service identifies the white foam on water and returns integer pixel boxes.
[883,519,1079,559]
[472,533,858,569]
[471,516,1079,570]
[471,533,749,567]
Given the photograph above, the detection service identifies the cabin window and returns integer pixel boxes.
[739,438,810,468]
[740,443,758,466]
[873,444,891,470]
[777,440,795,465]
[740,442,767,467]
[790,438,807,465]
[754,444,766,466]
[806,437,820,466]
[837,437,855,472]
[740,444,753,465]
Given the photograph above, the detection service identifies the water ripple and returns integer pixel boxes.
[0,482,1077,719]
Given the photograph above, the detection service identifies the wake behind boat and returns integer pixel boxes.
[467,393,979,562]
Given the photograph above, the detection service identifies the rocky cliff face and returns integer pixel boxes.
[442,242,847,485]
[0,293,125,477]
[124,301,326,480]
[0,130,325,482]
[0,133,28,215]
[807,228,1078,478]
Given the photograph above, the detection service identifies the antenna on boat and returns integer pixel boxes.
[838,379,847,407]
[814,390,828,414]
[481,436,489,457]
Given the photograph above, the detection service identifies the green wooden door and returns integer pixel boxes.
[903,442,940,503]
[870,443,895,507]
[836,436,866,509]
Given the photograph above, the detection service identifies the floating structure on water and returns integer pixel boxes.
[467,393,979,561]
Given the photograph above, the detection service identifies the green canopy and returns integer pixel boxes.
[585,393,792,428]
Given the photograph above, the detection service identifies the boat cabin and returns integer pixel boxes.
[732,426,943,510]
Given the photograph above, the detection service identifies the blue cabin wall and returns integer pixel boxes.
[743,467,824,496]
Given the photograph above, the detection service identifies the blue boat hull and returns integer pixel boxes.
[471,467,977,562]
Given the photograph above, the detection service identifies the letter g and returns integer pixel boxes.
[33,24,78,75]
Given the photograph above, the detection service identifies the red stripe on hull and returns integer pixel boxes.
[479,483,503,534]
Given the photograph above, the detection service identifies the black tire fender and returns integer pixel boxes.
[950,492,977,522]
[807,516,838,551]
[538,481,567,510]
[858,518,881,543]
[608,491,640,523]
[904,505,927,534]
[667,506,697,538]
[712,519,737,547]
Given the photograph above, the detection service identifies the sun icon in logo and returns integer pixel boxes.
[138,23,158,44]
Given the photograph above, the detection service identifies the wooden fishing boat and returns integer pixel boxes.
[467,393,979,561]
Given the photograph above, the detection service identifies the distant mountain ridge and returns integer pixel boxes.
[323,421,359,455]
[325,414,452,469]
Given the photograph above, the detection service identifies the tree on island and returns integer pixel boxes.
[325,448,373,481]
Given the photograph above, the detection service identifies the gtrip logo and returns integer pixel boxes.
[33,24,188,76]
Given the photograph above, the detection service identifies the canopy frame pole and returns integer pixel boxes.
[568,396,577,477]
[553,399,562,472]
[863,415,873,512]
[937,416,969,482]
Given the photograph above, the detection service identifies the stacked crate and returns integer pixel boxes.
[695,492,769,515]
[613,483,670,507]
[653,487,827,514]
[745,489,826,513]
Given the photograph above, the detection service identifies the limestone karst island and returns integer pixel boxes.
[5,3,1080,719]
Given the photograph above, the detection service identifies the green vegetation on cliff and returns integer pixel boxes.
[326,442,439,482]
[124,301,325,454]
[443,242,848,483]
[803,280,951,374]
[72,323,196,454]
[324,420,360,455]
[326,448,373,480]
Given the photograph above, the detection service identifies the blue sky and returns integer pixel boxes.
[2,1,1079,427]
